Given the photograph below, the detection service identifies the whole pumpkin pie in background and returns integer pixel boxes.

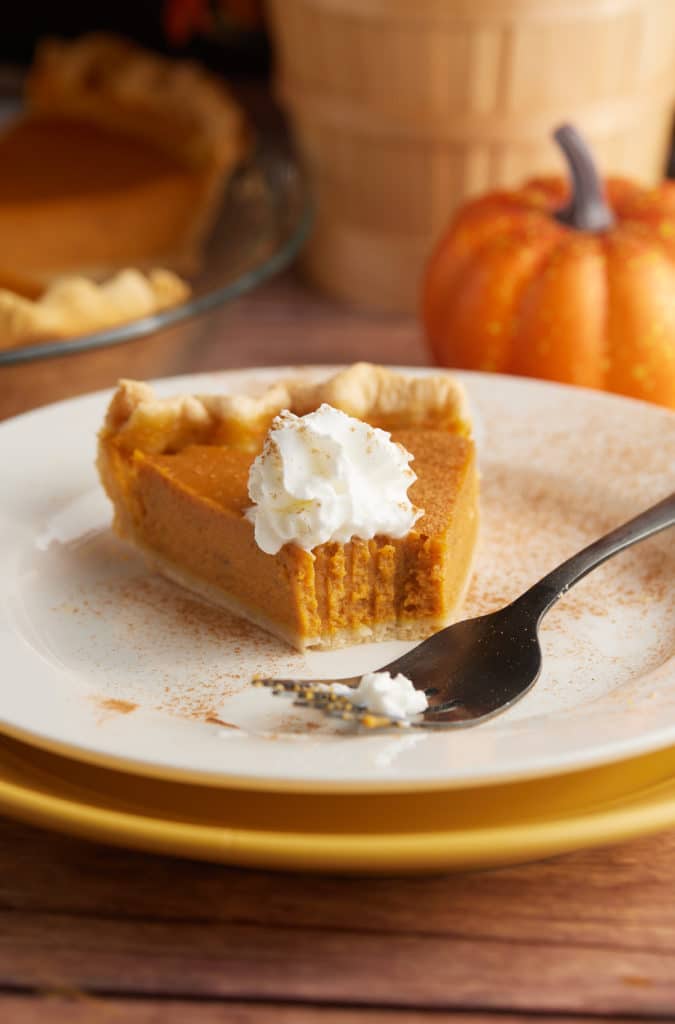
[97,363,479,651]
[0,33,249,348]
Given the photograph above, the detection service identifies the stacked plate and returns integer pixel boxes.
[1,367,674,874]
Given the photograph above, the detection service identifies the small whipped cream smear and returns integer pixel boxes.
[333,671,428,720]
[246,404,422,555]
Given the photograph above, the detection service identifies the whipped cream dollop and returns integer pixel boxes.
[246,403,422,555]
[334,671,428,719]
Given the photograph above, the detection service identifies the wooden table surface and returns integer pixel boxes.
[2,272,675,1022]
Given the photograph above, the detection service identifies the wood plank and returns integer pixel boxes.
[0,995,650,1024]
[1,822,674,953]
[189,274,426,374]
[1,909,674,1015]
[1,273,426,422]
[0,996,630,1024]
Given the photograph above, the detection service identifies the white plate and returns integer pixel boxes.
[1,368,674,792]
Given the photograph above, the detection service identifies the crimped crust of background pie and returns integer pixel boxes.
[0,269,190,350]
[99,363,471,458]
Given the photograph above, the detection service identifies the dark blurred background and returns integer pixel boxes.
[1,1,271,76]
[4,2,673,177]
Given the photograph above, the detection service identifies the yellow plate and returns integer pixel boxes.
[2,734,675,873]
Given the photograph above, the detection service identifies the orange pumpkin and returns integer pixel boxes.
[422,125,675,409]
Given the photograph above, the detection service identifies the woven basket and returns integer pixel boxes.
[267,0,675,312]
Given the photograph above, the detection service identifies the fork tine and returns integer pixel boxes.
[253,674,490,730]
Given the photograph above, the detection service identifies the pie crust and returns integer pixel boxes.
[101,362,471,453]
[0,269,190,350]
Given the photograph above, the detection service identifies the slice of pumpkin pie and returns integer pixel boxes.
[97,363,479,650]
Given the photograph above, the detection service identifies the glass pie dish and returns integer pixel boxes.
[0,67,312,418]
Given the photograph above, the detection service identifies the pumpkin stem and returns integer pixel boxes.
[553,124,615,232]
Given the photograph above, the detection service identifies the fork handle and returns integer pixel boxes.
[515,491,675,622]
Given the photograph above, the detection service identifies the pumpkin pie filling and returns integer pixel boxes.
[98,364,479,650]
[0,117,219,297]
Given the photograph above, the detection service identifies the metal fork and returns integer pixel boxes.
[256,492,675,730]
